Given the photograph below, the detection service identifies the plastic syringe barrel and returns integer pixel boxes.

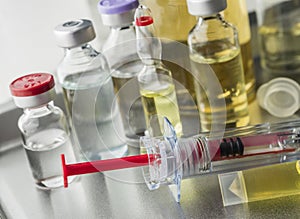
[141,118,300,202]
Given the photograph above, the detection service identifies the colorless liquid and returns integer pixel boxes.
[24,128,76,189]
[112,60,146,146]
[62,70,127,160]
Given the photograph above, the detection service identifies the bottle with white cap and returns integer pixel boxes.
[54,19,127,160]
[9,73,77,189]
[98,0,146,147]
[186,0,250,131]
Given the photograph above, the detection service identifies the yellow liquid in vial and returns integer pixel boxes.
[140,82,182,136]
[190,41,249,131]
[239,161,300,202]
[223,0,256,102]
[240,40,256,103]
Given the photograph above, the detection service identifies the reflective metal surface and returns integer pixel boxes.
[1,94,300,218]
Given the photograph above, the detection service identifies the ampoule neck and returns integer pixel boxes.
[23,101,55,116]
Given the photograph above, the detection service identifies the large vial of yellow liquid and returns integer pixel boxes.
[187,0,250,131]
[223,0,256,103]
[219,161,300,206]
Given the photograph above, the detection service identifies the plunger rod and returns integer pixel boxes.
[61,154,154,188]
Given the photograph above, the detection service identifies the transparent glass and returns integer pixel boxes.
[135,6,182,138]
[223,0,256,102]
[256,0,300,83]
[141,118,300,202]
[102,24,146,147]
[188,14,249,131]
[57,44,127,160]
[141,0,198,112]
[18,102,76,189]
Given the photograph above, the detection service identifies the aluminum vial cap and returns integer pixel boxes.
[187,0,227,16]
[10,73,56,108]
[54,19,96,48]
[98,0,139,27]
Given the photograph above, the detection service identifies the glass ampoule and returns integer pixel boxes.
[135,5,183,137]
[98,0,146,147]
[141,117,300,202]
[187,0,250,131]
[54,19,127,160]
[10,73,77,189]
[141,0,198,114]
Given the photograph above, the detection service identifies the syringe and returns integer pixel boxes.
[61,118,300,202]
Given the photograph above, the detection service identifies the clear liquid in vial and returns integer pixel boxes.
[112,60,146,146]
[24,128,76,189]
[62,70,127,160]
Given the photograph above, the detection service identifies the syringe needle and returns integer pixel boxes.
[61,154,154,188]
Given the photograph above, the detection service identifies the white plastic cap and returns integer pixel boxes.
[257,77,300,118]
[187,0,227,16]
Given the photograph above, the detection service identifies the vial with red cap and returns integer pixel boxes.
[9,73,77,189]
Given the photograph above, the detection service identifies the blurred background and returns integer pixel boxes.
[0,0,256,104]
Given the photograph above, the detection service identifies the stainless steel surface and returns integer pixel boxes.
[1,94,300,218]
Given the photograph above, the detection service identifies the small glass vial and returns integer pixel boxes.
[9,73,77,189]
[54,19,127,160]
[135,5,183,137]
[98,0,146,147]
[187,0,250,131]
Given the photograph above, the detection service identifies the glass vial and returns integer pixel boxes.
[135,5,183,137]
[141,0,198,114]
[98,0,146,147]
[9,73,77,189]
[256,0,300,84]
[223,0,256,103]
[54,19,127,160]
[187,0,250,131]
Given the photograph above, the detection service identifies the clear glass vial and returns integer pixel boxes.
[9,73,77,189]
[187,0,250,131]
[98,0,146,147]
[54,19,128,160]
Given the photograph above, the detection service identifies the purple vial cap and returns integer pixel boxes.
[98,0,139,15]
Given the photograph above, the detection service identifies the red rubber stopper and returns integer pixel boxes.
[10,73,55,97]
[136,16,153,26]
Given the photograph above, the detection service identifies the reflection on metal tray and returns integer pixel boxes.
[0,90,300,218]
